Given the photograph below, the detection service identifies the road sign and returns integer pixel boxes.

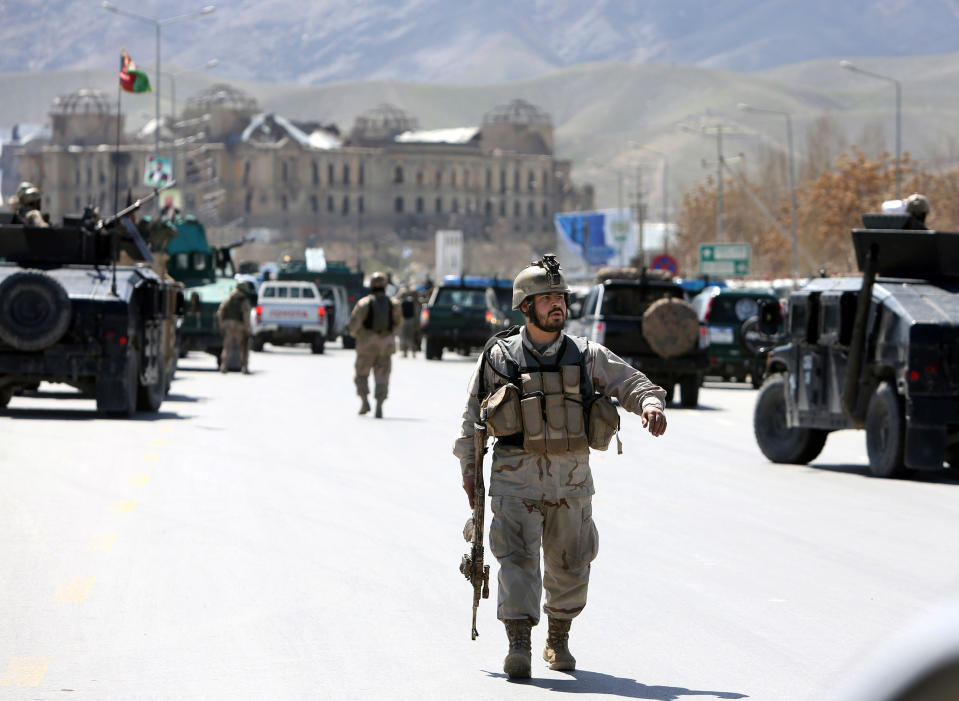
[651,253,678,275]
[610,218,629,243]
[699,242,750,276]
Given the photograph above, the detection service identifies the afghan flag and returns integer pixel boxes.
[120,49,151,93]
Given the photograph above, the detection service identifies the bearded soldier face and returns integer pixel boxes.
[524,292,567,333]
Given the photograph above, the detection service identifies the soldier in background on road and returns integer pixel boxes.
[395,287,421,358]
[9,182,48,228]
[903,193,930,230]
[454,254,667,680]
[216,282,252,374]
[349,271,402,418]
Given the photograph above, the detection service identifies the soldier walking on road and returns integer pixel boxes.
[453,254,667,680]
[217,282,252,374]
[395,287,421,357]
[349,271,402,418]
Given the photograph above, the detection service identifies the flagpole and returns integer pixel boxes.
[114,71,123,214]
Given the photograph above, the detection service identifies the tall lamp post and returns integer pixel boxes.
[680,122,735,242]
[840,59,902,199]
[102,2,216,160]
[738,102,799,284]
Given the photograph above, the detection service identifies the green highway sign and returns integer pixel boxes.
[699,242,750,276]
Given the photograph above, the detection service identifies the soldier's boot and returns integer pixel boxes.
[359,397,371,415]
[374,399,383,419]
[543,617,575,671]
[503,619,533,679]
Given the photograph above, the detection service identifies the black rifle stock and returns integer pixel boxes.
[459,420,490,640]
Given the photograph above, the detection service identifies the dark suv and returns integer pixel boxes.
[421,279,515,360]
[754,218,959,477]
[692,286,781,387]
[567,269,709,407]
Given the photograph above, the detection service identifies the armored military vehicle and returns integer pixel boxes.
[754,216,959,477]
[0,201,184,415]
[566,267,708,407]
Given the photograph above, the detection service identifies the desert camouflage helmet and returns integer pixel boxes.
[512,254,570,309]
[905,193,930,217]
[370,271,388,289]
[16,181,40,207]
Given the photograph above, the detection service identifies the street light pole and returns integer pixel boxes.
[738,102,800,284]
[168,59,218,181]
[840,60,902,199]
[627,142,670,253]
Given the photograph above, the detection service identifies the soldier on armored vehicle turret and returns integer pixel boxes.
[9,182,48,228]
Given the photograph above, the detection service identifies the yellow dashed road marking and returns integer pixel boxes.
[110,500,137,513]
[54,576,95,603]
[144,453,161,463]
[0,657,49,687]
[148,438,167,447]
[84,532,118,551]
[128,474,151,486]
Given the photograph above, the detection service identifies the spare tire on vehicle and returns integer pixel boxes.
[0,270,72,351]
[642,297,699,358]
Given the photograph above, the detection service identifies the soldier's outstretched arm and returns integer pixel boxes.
[588,345,667,436]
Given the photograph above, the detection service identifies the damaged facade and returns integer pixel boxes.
[17,85,594,244]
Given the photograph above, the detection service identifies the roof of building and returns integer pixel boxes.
[394,127,479,145]
[483,99,551,126]
[240,113,342,149]
[185,83,258,114]
[50,89,112,116]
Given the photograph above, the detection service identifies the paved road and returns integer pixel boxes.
[1,342,958,700]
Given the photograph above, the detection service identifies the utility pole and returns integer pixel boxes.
[635,165,645,268]
[716,125,724,243]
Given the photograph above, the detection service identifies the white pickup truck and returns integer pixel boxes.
[251,281,329,353]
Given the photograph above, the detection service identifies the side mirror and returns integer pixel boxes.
[758,299,783,336]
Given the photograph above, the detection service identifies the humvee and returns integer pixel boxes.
[754,216,959,477]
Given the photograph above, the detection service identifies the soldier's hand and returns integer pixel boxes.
[462,474,475,509]
[642,406,667,437]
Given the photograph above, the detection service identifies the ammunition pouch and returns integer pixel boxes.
[586,394,621,451]
[482,383,522,437]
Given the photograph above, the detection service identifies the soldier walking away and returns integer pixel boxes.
[217,282,252,374]
[454,254,667,680]
[396,287,421,357]
[9,182,48,228]
[349,271,402,418]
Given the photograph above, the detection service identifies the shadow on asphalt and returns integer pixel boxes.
[0,408,186,422]
[484,669,747,699]
[807,462,959,485]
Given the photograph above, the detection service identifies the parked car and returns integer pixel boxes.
[252,281,329,353]
[692,286,781,387]
[421,277,514,360]
[567,268,709,407]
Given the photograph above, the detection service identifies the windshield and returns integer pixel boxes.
[435,288,487,307]
[600,286,681,316]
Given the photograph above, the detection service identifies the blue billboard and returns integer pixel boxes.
[554,211,618,266]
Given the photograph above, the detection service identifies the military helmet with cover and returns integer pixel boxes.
[512,254,571,310]
[369,271,388,290]
[15,181,41,208]
[905,193,930,218]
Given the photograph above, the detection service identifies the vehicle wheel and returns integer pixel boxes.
[102,344,139,417]
[664,383,675,405]
[865,381,906,478]
[136,365,165,412]
[425,337,443,360]
[754,374,828,464]
[0,385,12,408]
[311,335,325,354]
[0,269,72,351]
[751,370,763,389]
[679,374,700,408]
[252,335,265,352]
[341,334,356,349]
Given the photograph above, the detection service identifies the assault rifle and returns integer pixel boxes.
[459,417,491,640]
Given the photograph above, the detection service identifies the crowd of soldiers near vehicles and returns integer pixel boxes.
[1,181,940,409]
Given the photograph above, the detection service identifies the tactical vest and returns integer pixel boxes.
[401,298,416,319]
[483,331,593,454]
[221,292,247,322]
[363,295,395,333]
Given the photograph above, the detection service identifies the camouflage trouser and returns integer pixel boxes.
[220,320,249,371]
[398,319,418,353]
[354,333,394,401]
[489,495,599,624]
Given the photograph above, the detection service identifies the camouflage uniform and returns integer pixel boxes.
[348,288,402,414]
[395,290,421,357]
[217,287,252,373]
[454,326,665,624]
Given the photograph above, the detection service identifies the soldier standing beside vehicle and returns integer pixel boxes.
[216,282,252,374]
[10,182,48,228]
[395,287,421,358]
[453,255,667,680]
[349,271,402,418]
